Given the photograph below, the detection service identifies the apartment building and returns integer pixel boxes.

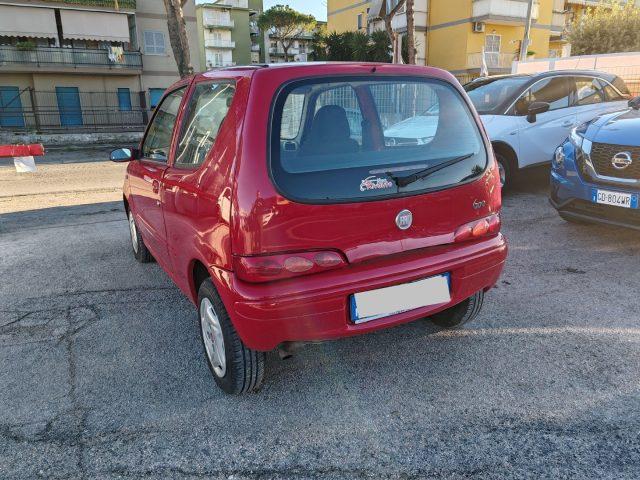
[267,21,325,63]
[0,0,200,130]
[327,0,593,77]
[195,0,263,69]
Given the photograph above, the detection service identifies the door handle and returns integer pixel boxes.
[152,179,160,194]
[562,121,574,127]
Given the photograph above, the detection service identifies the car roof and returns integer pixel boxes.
[470,70,615,82]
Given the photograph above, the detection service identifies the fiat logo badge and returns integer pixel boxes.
[611,152,633,170]
[395,209,413,230]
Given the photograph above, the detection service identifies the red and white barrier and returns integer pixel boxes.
[0,144,44,173]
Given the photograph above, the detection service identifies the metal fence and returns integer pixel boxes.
[0,88,150,132]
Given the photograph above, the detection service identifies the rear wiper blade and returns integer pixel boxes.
[386,153,474,188]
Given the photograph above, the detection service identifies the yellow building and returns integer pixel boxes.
[328,0,576,79]
[327,0,372,33]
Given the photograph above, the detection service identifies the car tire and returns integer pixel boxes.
[128,210,153,263]
[197,279,265,395]
[429,290,484,329]
[495,153,511,190]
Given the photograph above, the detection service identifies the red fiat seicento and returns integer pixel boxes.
[111,63,507,394]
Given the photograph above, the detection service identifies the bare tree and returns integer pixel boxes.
[163,0,193,78]
[373,0,415,64]
[405,0,416,64]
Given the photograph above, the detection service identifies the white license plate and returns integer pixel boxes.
[350,273,451,324]
[591,188,639,209]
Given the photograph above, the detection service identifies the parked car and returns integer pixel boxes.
[111,63,507,394]
[464,71,631,187]
[550,97,640,229]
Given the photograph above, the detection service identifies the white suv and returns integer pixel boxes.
[464,71,631,187]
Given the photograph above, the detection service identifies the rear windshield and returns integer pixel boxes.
[269,77,487,203]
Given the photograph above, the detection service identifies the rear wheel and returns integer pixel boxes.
[429,290,484,329]
[198,279,265,395]
[495,153,511,189]
[128,210,152,263]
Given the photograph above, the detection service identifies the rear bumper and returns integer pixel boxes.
[214,234,508,351]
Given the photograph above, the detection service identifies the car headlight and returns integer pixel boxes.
[569,123,590,163]
[553,146,565,169]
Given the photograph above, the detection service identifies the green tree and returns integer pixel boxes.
[348,31,371,61]
[569,1,640,55]
[311,23,328,60]
[258,5,316,62]
[325,31,352,61]
[368,30,392,63]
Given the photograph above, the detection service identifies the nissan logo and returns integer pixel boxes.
[611,152,633,170]
[395,209,413,230]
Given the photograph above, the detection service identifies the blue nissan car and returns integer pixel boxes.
[550,97,640,230]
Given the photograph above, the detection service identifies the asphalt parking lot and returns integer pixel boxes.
[1,161,640,479]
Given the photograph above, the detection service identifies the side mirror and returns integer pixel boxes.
[526,102,550,123]
[110,148,137,162]
[629,96,640,110]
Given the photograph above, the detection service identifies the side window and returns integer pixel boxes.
[280,93,305,140]
[574,77,604,106]
[612,76,631,97]
[174,81,236,168]
[514,77,570,115]
[599,79,624,101]
[141,88,185,162]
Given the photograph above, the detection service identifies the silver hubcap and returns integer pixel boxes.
[128,212,139,253]
[200,298,226,377]
[497,161,506,187]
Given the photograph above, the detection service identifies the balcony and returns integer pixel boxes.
[205,39,236,49]
[0,46,142,73]
[212,0,248,8]
[203,18,235,29]
[206,61,236,69]
[467,51,517,70]
[472,0,539,25]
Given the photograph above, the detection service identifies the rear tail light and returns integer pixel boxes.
[454,214,501,243]
[234,250,347,283]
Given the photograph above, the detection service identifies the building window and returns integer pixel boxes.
[118,88,132,112]
[484,34,501,53]
[144,30,165,55]
[357,13,363,29]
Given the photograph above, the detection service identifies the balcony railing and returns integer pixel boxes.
[204,39,236,48]
[0,46,142,70]
[472,0,539,24]
[38,0,136,9]
[467,51,517,70]
[212,0,248,8]
[203,18,235,29]
[206,61,236,69]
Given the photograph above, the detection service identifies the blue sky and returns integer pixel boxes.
[263,0,327,21]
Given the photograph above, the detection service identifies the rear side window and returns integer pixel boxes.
[612,76,631,97]
[573,77,604,106]
[514,76,570,115]
[270,77,487,203]
[174,81,235,168]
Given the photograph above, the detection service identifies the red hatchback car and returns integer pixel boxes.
[111,63,507,394]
